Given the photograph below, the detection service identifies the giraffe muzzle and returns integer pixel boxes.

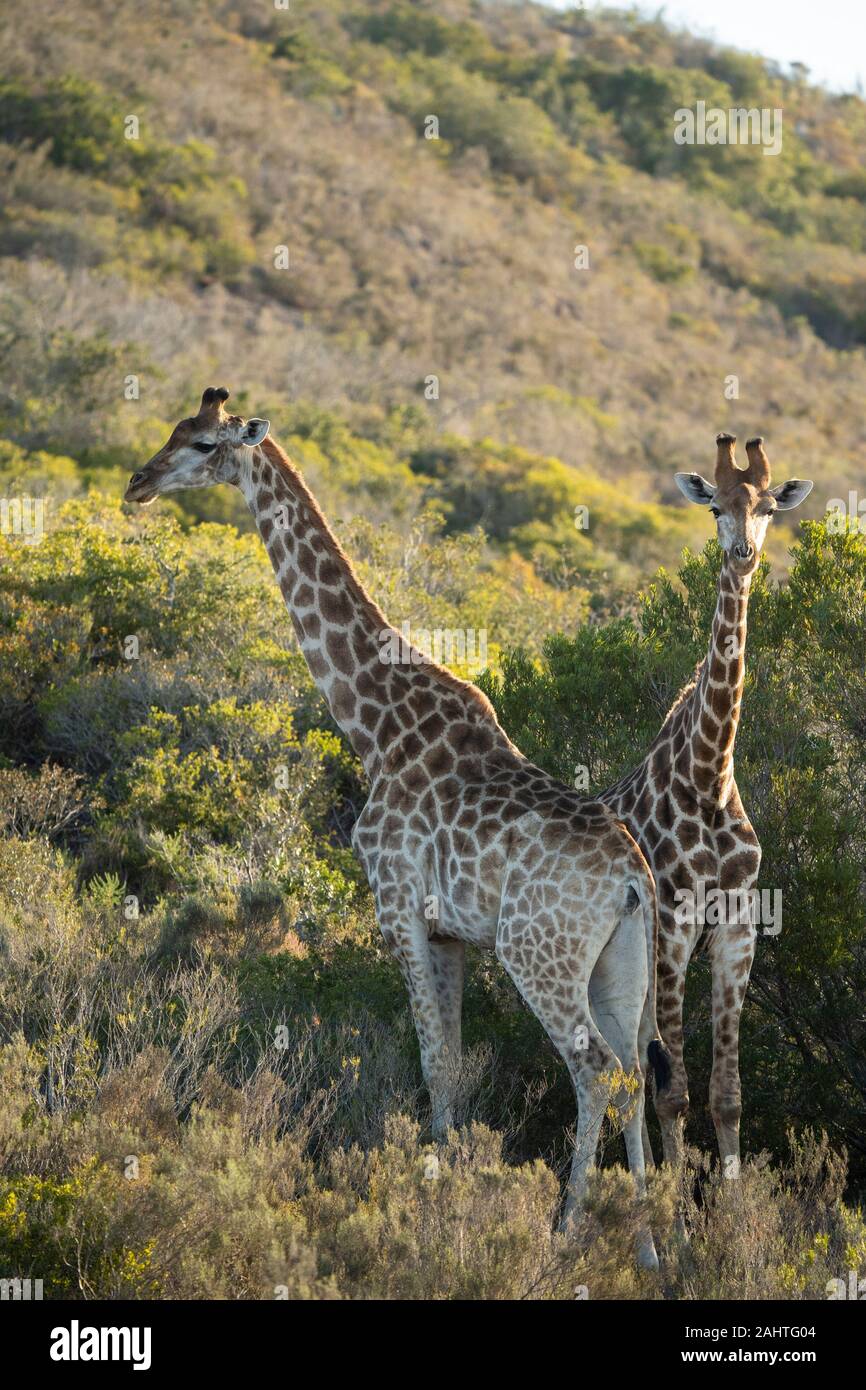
[124,470,159,504]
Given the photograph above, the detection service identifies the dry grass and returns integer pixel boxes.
[1,875,863,1300]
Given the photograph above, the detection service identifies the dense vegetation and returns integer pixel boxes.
[2,0,866,1299]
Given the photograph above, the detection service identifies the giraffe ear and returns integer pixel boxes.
[769,479,813,510]
[674,472,716,506]
[242,418,270,446]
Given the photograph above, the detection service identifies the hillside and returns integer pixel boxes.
[3,0,866,613]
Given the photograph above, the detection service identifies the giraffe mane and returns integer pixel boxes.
[258,436,502,725]
[649,661,703,745]
[260,434,389,625]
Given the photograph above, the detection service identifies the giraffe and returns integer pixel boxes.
[598,433,813,1174]
[125,387,672,1266]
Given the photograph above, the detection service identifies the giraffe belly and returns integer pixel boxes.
[430,855,506,948]
[354,818,505,949]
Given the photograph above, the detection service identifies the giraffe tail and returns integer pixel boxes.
[627,858,672,1096]
[647,1039,672,1094]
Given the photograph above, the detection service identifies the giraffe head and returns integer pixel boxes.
[124,387,270,504]
[674,433,812,575]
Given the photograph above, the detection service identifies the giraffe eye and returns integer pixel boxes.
[192,441,216,454]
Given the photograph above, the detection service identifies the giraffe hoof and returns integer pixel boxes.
[558,1198,581,1236]
[430,1111,453,1143]
[637,1238,660,1273]
[674,1212,691,1244]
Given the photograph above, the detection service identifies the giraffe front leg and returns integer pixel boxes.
[653,933,691,1170]
[708,802,761,1171]
[429,937,465,1121]
[378,903,456,1141]
[707,915,757,1174]
[653,948,692,1246]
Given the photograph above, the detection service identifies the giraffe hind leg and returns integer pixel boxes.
[495,905,617,1216]
[497,892,658,1268]
[590,903,659,1270]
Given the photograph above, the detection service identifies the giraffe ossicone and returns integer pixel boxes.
[126,386,672,1268]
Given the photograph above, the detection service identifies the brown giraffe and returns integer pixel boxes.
[125,387,672,1266]
[599,433,812,1174]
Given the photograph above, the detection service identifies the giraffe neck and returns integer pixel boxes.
[686,554,751,806]
[238,437,497,778]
